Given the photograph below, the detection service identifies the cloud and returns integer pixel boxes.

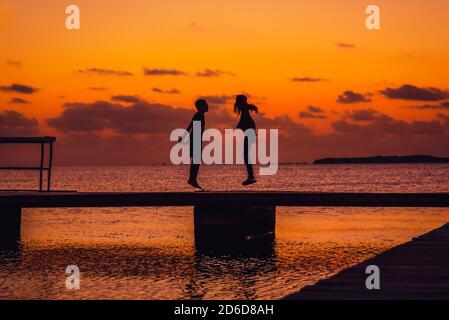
[143,68,235,77]
[332,116,444,136]
[88,87,108,91]
[409,101,449,109]
[380,84,449,101]
[152,88,180,94]
[47,100,193,134]
[299,112,326,120]
[189,22,217,32]
[43,133,172,166]
[0,83,38,94]
[78,68,134,76]
[197,92,265,106]
[199,95,234,105]
[298,106,326,119]
[307,105,325,113]
[337,91,372,104]
[0,110,39,135]
[345,109,392,122]
[9,97,29,104]
[6,60,21,68]
[290,77,326,83]
[437,113,449,122]
[143,68,188,76]
[44,111,449,165]
[336,42,356,49]
[45,95,304,136]
[111,95,142,103]
[27,95,449,165]
[196,69,236,77]
[255,113,312,135]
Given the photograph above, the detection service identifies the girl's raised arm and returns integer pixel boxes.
[248,104,258,113]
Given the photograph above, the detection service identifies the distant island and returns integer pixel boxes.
[313,155,449,165]
[279,162,308,165]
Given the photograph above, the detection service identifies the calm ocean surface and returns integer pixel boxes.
[1,164,449,299]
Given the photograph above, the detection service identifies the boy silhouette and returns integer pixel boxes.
[180,99,209,189]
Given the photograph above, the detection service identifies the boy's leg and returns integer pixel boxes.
[189,162,195,181]
[192,164,200,181]
[188,163,202,189]
[188,140,202,189]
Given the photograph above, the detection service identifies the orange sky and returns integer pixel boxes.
[1,0,449,164]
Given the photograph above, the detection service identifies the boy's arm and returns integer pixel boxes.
[185,120,193,133]
[178,118,194,143]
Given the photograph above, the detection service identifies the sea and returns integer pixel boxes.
[1,164,449,299]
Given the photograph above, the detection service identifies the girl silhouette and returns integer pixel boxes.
[234,95,258,186]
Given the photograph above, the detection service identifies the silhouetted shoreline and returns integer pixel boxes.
[314,155,449,165]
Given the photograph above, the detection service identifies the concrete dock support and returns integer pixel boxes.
[194,205,276,242]
[0,206,21,249]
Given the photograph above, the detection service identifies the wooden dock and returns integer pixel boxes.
[284,222,449,300]
[1,191,449,208]
[1,191,449,249]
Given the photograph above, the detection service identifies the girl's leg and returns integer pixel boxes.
[245,164,254,179]
[244,137,255,179]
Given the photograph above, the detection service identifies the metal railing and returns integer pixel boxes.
[0,136,56,191]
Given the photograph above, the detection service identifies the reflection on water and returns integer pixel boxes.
[195,235,276,258]
[0,243,277,300]
[1,206,449,300]
[1,165,449,299]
